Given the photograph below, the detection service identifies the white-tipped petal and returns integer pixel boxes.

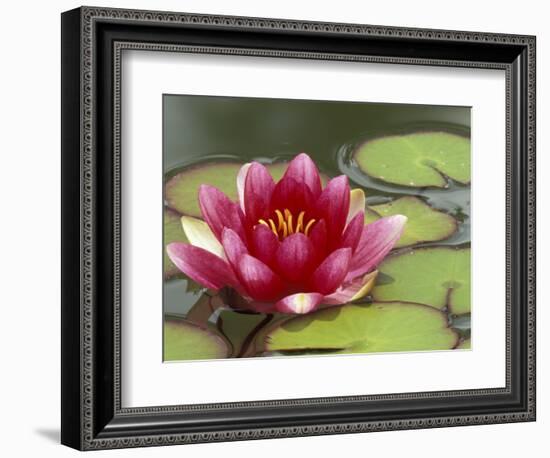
[180,215,226,259]
[323,270,378,305]
[236,162,252,212]
[275,292,323,314]
[347,188,366,225]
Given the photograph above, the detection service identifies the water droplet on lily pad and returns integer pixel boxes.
[364,196,457,247]
[372,247,470,315]
[264,302,458,354]
[353,132,470,187]
[164,316,231,361]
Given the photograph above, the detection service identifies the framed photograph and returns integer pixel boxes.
[61,6,536,450]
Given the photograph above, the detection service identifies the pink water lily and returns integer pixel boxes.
[167,153,406,314]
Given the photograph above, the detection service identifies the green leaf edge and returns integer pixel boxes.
[364,196,458,248]
[163,315,232,361]
[371,246,471,315]
[264,301,459,354]
[164,208,188,279]
[353,131,471,188]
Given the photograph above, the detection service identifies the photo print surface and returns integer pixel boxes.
[162,95,471,362]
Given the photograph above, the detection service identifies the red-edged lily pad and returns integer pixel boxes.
[165,162,288,217]
[164,316,231,361]
[165,160,329,217]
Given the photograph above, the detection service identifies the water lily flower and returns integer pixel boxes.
[167,153,406,314]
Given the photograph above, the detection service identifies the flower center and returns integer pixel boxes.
[258,209,316,240]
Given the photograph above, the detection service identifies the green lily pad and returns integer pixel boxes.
[164,316,231,361]
[265,302,458,354]
[456,338,471,349]
[372,247,471,315]
[164,208,188,279]
[364,197,457,248]
[217,310,271,357]
[165,162,288,217]
[354,132,470,187]
[364,206,381,222]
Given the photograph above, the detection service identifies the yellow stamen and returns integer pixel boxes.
[304,219,316,236]
[284,209,294,234]
[257,210,317,240]
[268,219,278,236]
[275,209,285,231]
[281,221,288,238]
[296,211,305,233]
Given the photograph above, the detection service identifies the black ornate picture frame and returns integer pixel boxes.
[61,6,536,450]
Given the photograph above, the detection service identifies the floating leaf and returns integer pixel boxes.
[165,162,288,217]
[364,206,381,223]
[217,310,272,357]
[354,132,470,187]
[265,302,458,354]
[164,316,231,361]
[456,338,471,349]
[364,197,457,247]
[184,294,226,324]
[164,208,188,279]
[372,247,470,315]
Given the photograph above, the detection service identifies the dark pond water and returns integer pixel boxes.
[163,94,471,355]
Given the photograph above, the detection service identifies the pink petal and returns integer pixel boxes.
[309,219,328,263]
[244,162,275,223]
[323,270,378,305]
[251,224,280,266]
[166,243,239,291]
[275,233,315,282]
[310,247,352,295]
[315,175,350,243]
[237,254,285,302]
[236,163,252,212]
[281,153,322,198]
[346,215,407,281]
[275,292,324,314]
[269,176,315,215]
[221,228,248,271]
[340,211,365,252]
[198,185,245,241]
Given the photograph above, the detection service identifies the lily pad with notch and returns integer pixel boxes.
[354,131,470,188]
[164,316,231,361]
[265,302,458,354]
[371,247,471,315]
[364,196,457,247]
